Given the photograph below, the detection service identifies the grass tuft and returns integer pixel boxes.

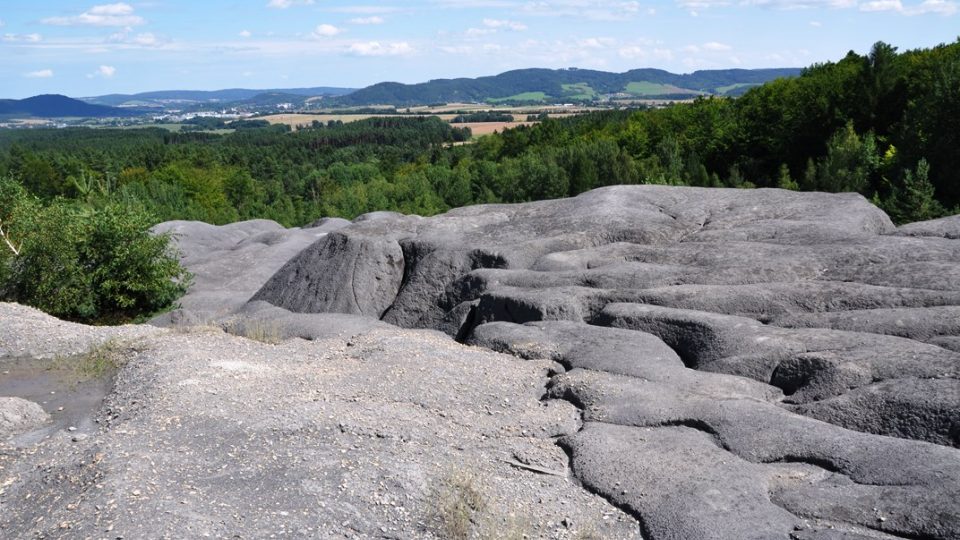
[225,319,284,345]
[430,469,488,540]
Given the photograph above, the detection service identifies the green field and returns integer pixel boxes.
[714,82,760,95]
[561,83,597,100]
[625,81,701,97]
[488,92,548,103]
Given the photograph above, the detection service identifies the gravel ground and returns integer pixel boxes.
[0,302,639,539]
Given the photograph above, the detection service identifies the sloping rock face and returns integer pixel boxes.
[254,186,960,539]
[0,303,638,539]
[150,218,347,325]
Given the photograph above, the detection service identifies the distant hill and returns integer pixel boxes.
[333,67,802,106]
[82,87,356,108]
[0,94,139,118]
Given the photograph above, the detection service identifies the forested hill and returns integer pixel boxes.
[0,40,957,235]
[0,95,138,118]
[333,67,802,106]
[82,87,356,108]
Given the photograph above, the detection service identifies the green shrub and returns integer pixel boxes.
[1,177,190,324]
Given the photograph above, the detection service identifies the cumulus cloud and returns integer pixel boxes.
[312,24,342,37]
[25,69,54,78]
[239,29,253,38]
[348,41,414,56]
[42,3,144,26]
[88,65,116,78]
[267,0,315,8]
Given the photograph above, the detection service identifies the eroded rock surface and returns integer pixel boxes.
[150,218,345,325]
[4,186,959,539]
[0,303,637,539]
[253,186,960,539]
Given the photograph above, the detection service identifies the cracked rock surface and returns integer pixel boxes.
[0,303,636,539]
[255,185,960,539]
[3,185,959,539]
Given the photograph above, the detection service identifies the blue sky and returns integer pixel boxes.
[1,0,958,98]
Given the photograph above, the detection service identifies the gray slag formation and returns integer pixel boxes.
[254,185,960,539]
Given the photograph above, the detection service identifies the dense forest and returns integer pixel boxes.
[332,67,802,106]
[1,39,958,323]
[1,40,957,230]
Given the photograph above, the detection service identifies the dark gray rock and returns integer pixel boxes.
[126,187,960,538]
[552,368,960,539]
[305,216,352,230]
[227,300,394,341]
[246,187,960,538]
[894,214,960,239]
[150,219,339,324]
[251,218,420,318]
[773,305,960,343]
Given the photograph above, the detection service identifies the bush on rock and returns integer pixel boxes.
[0,176,190,324]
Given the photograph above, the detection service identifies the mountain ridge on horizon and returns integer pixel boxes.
[330,66,803,106]
[71,66,802,109]
[0,66,804,117]
[0,94,140,119]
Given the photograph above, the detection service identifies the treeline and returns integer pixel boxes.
[451,112,515,123]
[0,117,473,226]
[449,39,959,222]
[1,40,958,228]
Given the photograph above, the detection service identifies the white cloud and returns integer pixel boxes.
[0,19,5,28]
[3,33,43,43]
[619,46,648,59]
[910,0,959,14]
[132,32,158,46]
[858,0,958,14]
[684,41,732,53]
[578,37,616,49]
[483,18,527,30]
[809,19,823,25]
[25,69,54,78]
[514,1,652,20]
[267,0,315,8]
[312,24,342,37]
[703,41,732,51]
[349,16,385,24]
[739,0,857,8]
[239,30,253,38]
[331,6,401,14]
[42,3,144,26]
[89,65,116,78]
[439,44,476,54]
[860,0,903,10]
[678,0,954,14]
[466,27,497,36]
[348,41,414,56]
[619,45,674,61]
